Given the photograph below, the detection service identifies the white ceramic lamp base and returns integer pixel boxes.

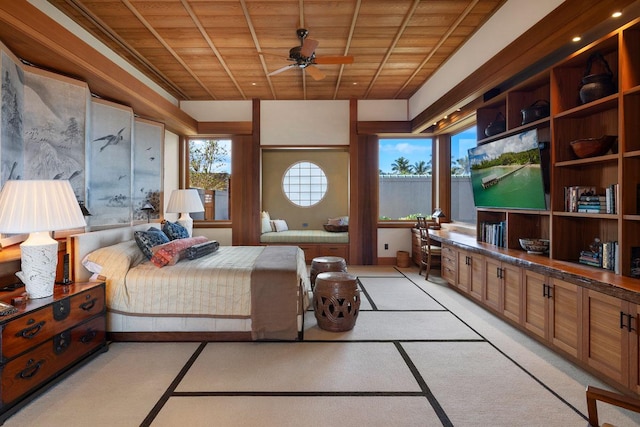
[17,231,58,299]
[176,212,194,237]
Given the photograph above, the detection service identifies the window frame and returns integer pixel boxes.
[182,135,233,227]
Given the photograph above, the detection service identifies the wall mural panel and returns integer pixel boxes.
[1,48,24,186]
[133,118,163,222]
[23,67,88,200]
[87,98,133,228]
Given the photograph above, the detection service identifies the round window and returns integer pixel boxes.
[282,161,327,207]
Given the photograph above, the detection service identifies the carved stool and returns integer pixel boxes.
[310,256,347,288]
[313,272,360,332]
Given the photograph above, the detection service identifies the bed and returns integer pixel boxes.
[69,223,311,342]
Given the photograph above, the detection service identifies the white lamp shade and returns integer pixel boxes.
[0,180,87,233]
[166,189,204,214]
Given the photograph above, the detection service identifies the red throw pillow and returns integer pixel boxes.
[150,236,208,267]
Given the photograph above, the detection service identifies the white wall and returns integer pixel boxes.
[358,100,408,121]
[378,228,413,258]
[163,130,179,222]
[179,100,253,122]
[260,100,349,146]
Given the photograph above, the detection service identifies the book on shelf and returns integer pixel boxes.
[480,221,505,248]
[605,183,618,214]
[579,241,618,271]
[564,186,596,212]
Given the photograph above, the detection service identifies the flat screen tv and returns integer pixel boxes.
[468,129,547,210]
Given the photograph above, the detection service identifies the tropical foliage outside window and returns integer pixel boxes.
[379,138,433,220]
[188,138,231,220]
[450,127,477,223]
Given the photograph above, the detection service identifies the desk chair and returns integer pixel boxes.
[586,385,640,426]
[416,216,441,279]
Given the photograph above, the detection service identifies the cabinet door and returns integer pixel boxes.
[582,290,629,387]
[468,252,484,301]
[548,278,581,359]
[483,257,501,311]
[523,270,548,340]
[456,250,470,292]
[501,263,522,324]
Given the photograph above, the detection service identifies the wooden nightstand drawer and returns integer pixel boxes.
[2,284,105,360]
[1,315,106,406]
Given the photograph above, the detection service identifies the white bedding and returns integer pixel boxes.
[111,246,263,317]
[70,224,311,339]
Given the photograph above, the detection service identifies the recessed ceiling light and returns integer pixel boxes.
[612,11,622,18]
[572,36,582,42]
[251,82,257,86]
[352,82,358,85]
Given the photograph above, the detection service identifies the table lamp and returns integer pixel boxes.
[140,202,155,223]
[430,208,445,230]
[166,189,204,236]
[0,180,87,298]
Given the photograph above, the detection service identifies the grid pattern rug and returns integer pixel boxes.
[5,266,640,427]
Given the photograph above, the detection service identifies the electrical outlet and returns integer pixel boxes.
[384,243,389,250]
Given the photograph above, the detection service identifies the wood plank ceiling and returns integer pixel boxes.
[48,0,505,101]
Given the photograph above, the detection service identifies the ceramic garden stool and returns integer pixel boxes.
[310,256,347,288]
[312,271,360,332]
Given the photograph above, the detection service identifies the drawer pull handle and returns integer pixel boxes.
[80,298,97,311]
[16,320,46,339]
[80,329,98,344]
[18,358,45,379]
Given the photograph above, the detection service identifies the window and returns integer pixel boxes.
[378,138,433,220]
[450,126,477,223]
[187,138,231,220]
[282,161,327,207]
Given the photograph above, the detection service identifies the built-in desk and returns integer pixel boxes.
[429,227,640,396]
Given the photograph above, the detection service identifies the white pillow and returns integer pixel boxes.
[272,219,288,232]
[261,218,272,233]
[261,211,271,220]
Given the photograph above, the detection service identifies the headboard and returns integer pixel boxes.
[69,223,160,282]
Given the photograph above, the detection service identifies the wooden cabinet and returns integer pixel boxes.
[0,282,107,423]
[472,18,640,280]
[440,243,456,285]
[278,243,349,263]
[582,289,635,389]
[483,258,521,322]
[457,249,484,300]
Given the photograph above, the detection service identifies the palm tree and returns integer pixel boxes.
[451,156,471,176]
[412,160,429,175]
[391,156,412,174]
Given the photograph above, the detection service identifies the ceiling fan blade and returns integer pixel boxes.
[314,55,354,65]
[268,64,295,76]
[300,38,319,58]
[305,65,325,81]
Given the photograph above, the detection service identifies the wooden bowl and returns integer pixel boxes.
[569,135,616,159]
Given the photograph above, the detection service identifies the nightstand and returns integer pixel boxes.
[0,281,107,424]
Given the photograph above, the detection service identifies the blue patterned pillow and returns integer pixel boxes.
[134,228,170,259]
[162,220,189,240]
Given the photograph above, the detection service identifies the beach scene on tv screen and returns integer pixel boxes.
[468,129,546,210]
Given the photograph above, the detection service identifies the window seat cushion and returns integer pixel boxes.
[260,229,348,244]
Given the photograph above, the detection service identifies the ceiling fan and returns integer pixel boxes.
[267,29,354,81]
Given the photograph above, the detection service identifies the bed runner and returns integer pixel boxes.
[250,246,299,340]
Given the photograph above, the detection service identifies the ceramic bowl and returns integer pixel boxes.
[519,238,550,254]
[569,135,616,159]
